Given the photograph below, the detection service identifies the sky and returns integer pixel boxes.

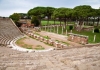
[0,0,100,17]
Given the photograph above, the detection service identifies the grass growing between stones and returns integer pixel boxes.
[16,37,33,49]
[43,36,51,39]
[34,45,45,50]
[55,40,69,46]
[34,32,41,36]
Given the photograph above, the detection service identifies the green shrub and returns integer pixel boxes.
[31,16,40,27]
[94,28,99,33]
[69,25,73,30]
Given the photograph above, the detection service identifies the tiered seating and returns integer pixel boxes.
[0,45,100,70]
[0,17,23,46]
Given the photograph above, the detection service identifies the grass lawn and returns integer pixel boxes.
[71,30,100,43]
[34,45,45,50]
[41,20,75,25]
[16,37,33,49]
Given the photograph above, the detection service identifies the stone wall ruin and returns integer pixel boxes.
[68,33,88,45]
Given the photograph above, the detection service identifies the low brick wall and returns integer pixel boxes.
[82,26,94,31]
[68,33,88,44]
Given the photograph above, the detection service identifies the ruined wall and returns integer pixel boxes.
[68,33,88,44]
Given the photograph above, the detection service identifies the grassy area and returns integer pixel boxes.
[55,40,69,45]
[34,45,44,50]
[41,20,61,25]
[16,37,33,49]
[71,30,100,43]
[43,36,51,39]
[41,20,75,25]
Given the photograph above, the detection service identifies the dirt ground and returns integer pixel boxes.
[22,36,53,50]
[20,31,82,50]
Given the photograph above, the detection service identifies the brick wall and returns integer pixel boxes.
[68,33,88,44]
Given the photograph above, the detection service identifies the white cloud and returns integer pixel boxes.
[92,4,100,9]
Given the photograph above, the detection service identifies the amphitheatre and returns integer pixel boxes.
[0,16,100,70]
[0,5,100,70]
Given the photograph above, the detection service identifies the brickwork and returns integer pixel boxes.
[68,33,88,44]
[82,26,94,31]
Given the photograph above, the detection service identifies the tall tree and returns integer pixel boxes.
[31,16,40,27]
[45,7,55,25]
[9,13,20,23]
[28,6,46,26]
[74,5,92,31]
[53,8,65,26]
[96,9,100,27]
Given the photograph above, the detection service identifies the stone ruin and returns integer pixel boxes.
[34,27,41,32]
[74,21,94,32]
[68,33,88,45]
[82,26,94,31]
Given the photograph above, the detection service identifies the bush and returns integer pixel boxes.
[31,16,40,27]
[94,28,99,33]
[69,25,73,30]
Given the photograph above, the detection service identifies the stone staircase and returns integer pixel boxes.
[0,45,100,70]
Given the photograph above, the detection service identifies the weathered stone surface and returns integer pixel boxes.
[68,33,88,44]
[0,46,100,70]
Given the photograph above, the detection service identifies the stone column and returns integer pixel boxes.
[45,25,46,31]
[48,26,50,32]
[66,29,67,35]
[70,30,72,33]
[40,27,41,31]
[82,22,84,27]
[92,28,94,33]
[93,35,96,42]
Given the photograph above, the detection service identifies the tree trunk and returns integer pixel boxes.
[54,18,55,25]
[97,17,99,27]
[47,16,49,26]
[78,17,83,32]
[39,17,41,27]
[86,17,89,26]
[59,18,61,26]
[93,17,95,26]
[64,17,67,29]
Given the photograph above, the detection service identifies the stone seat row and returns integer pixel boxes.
[0,18,23,46]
